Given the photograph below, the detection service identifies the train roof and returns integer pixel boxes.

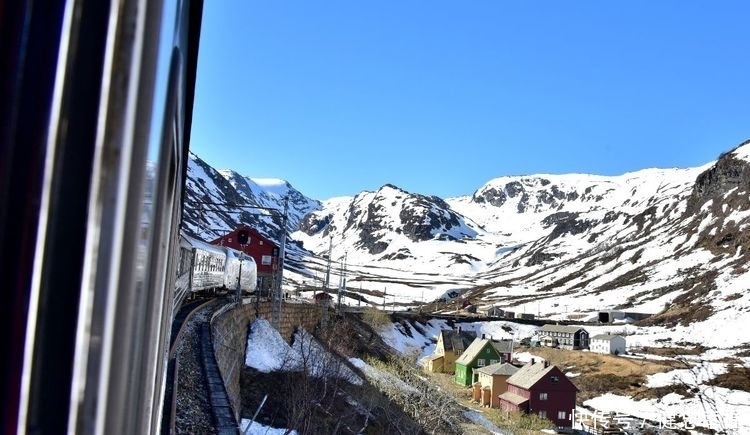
[181,232,256,262]
[181,233,225,253]
[225,246,256,263]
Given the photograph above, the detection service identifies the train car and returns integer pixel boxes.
[182,234,227,293]
[224,247,258,294]
[178,233,258,299]
[174,235,196,311]
[2,0,204,434]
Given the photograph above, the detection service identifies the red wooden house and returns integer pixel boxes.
[498,359,577,429]
[211,226,278,293]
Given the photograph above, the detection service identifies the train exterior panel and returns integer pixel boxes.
[191,248,226,291]
[174,236,196,310]
[3,0,206,433]
[181,233,258,295]
[224,249,258,294]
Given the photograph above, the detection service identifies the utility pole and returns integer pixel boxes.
[237,236,248,306]
[337,252,347,313]
[342,252,347,291]
[324,234,332,290]
[271,197,288,331]
[235,254,243,306]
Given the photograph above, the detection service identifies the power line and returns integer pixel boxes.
[189,200,281,213]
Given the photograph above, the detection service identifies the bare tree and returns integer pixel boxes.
[365,355,464,435]
[248,319,458,435]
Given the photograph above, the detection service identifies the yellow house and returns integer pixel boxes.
[424,327,477,374]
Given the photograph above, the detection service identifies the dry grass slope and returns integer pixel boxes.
[519,346,684,402]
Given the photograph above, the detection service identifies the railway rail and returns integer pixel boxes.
[162,299,206,435]
[163,297,239,435]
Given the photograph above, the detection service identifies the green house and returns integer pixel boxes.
[454,337,513,386]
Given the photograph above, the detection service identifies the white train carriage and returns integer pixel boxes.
[224,248,258,294]
[180,234,227,295]
[174,235,196,310]
[179,233,258,298]
[192,247,227,293]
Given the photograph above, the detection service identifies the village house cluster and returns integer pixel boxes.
[424,323,628,431]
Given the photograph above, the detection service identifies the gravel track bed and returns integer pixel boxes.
[174,302,219,434]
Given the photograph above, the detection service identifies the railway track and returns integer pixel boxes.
[162,298,233,435]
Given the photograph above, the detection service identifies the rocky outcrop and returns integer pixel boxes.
[686,141,750,215]
[357,201,391,254]
[543,212,592,241]
[399,195,465,242]
[297,212,332,236]
[526,250,561,266]
[473,178,590,214]
[333,185,478,253]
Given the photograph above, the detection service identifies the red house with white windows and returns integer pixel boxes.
[498,359,577,429]
[211,226,278,293]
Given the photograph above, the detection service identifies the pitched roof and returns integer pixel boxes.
[210,226,277,247]
[538,324,588,334]
[490,339,514,353]
[455,338,513,365]
[439,329,477,353]
[475,362,520,376]
[455,339,486,365]
[506,361,558,390]
[313,292,333,300]
[498,391,529,406]
[591,334,625,341]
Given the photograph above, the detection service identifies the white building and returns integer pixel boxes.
[589,334,626,355]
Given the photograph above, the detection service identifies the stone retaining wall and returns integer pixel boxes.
[210,299,328,421]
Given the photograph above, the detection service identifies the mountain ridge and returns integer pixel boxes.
[182,141,750,348]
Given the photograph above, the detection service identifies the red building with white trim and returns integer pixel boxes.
[211,226,278,293]
[498,360,577,429]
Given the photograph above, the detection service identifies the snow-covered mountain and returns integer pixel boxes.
[183,140,750,343]
[182,152,321,243]
[182,140,750,435]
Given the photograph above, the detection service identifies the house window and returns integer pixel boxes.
[558,411,566,419]
[261,255,272,265]
[539,392,548,400]
[259,240,263,245]
[550,376,559,383]
[477,359,485,367]
[489,359,498,365]
[539,410,546,418]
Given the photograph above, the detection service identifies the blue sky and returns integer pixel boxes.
[190,1,749,201]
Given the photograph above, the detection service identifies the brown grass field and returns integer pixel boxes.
[517,346,690,401]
